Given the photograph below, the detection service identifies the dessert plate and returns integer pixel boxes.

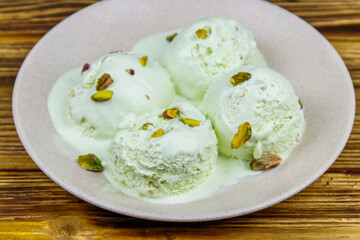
[12,0,355,221]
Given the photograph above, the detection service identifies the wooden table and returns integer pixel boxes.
[1,0,359,239]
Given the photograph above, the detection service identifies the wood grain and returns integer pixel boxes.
[0,0,360,239]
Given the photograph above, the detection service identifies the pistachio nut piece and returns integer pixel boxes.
[78,154,103,172]
[196,28,208,39]
[230,72,252,86]
[151,128,164,138]
[125,68,135,75]
[231,122,252,149]
[142,122,153,130]
[139,56,148,67]
[96,73,114,91]
[166,32,178,42]
[250,154,282,171]
[180,118,201,127]
[90,90,113,102]
[81,63,90,74]
[162,108,179,119]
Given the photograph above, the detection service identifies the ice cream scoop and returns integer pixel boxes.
[104,102,218,197]
[161,17,257,101]
[68,52,174,138]
[200,65,304,161]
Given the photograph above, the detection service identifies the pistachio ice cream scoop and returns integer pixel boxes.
[200,65,304,161]
[161,17,257,101]
[68,52,174,138]
[103,102,218,197]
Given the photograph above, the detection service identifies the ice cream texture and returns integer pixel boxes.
[47,17,305,203]
[161,17,257,101]
[103,102,218,197]
[201,65,304,161]
[68,52,174,138]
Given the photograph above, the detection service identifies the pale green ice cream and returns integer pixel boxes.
[200,65,304,161]
[47,17,306,204]
[68,52,174,138]
[161,17,257,101]
[132,28,267,69]
[104,102,218,197]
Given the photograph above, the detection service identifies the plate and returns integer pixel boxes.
[12,0,355,222]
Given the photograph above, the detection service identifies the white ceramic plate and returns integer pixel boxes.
[13,0,355,222]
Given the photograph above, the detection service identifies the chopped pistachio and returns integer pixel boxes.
[90,90,113,102]
[230,72,252,86]
[139,56,148,67]
[196,28,208,39]
[125,69,135,75]
[166,32,178,42]
[250,154,282,171]
[96,73,114,91]
[162,108,179,119]
[70,89,76,98]
[78,154,103,172]
[142,122,153,130]
[299,99,303,109]
[151,128,164,138]
[180,118,201,127]
[81,63,90,74]
[145,94,150,100]
[231,122,252,149]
